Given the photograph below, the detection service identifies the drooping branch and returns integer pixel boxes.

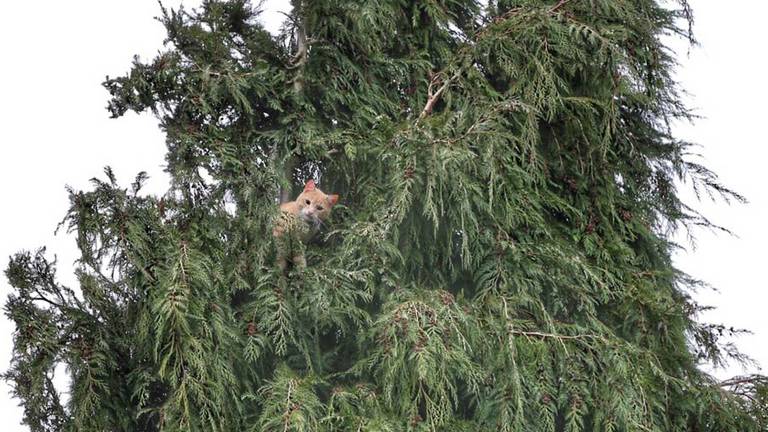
[510,330,604,342]
[416,1,572,124]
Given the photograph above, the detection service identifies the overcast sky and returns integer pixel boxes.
[0,0,765,428]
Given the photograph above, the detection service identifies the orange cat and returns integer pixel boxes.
[273,179,339,270]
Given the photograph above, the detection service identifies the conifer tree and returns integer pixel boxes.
[5,0,767,430]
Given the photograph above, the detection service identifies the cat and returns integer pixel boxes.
[273,179,339,271]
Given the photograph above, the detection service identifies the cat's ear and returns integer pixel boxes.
[304,179,316,192]
[328,194,339,206]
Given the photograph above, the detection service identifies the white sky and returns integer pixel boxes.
[0,0,765,429]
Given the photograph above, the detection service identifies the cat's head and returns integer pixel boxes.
[295,179,339,225]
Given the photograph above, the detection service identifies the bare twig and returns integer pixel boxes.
[277,10,298,25]
[30,296,65,310]
[720,375,768,388]
[549,0,572,13]
[417,69,463,122]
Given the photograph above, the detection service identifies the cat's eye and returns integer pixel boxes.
[317,205,324,211]
[305,199,311,205]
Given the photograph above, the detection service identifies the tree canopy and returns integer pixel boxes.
[5,0,767,431]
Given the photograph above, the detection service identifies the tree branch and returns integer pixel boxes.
[549,0,572,13]
[290,0,308,94]
[276,0,308,203]
[720,375,768,388]
[417,69,462,122]
[511,329,602,341]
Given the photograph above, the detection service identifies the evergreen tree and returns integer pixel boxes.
[5,0,767,430]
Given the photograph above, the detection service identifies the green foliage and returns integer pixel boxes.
[5,0,766,430]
